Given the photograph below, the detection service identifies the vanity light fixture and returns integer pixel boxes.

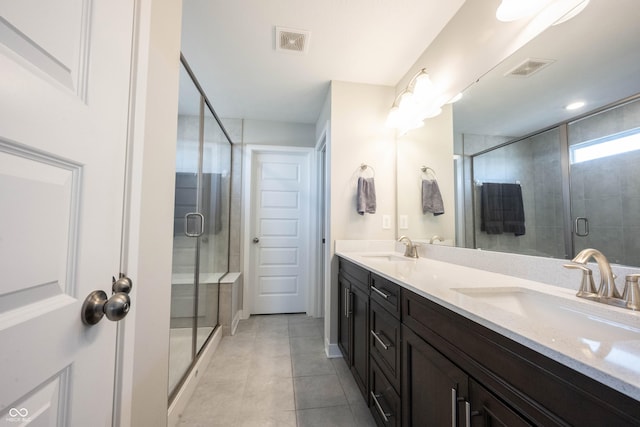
[386,68,444,135]
[551,0,590,25]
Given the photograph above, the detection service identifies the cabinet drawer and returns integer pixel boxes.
[370,300,401,394]
[370,358,401,427]
[340,258,369,293]
[370,273,400,319]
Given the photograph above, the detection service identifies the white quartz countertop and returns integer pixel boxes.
[336,250,640,401]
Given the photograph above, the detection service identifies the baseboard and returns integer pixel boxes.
[231,310,241,335]
[325,340,343,358]
[167,327,222,426]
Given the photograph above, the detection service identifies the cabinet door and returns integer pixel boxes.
[351,282,369,398]
[402,325,468,427]
[338,274,352,365]
[469,379,533,427]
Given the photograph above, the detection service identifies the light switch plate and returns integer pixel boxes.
[399,215,408,229]
[382,215,391,229]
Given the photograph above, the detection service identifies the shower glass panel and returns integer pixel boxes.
[568,97,640,266]
[168,55,233,400]
[169,63,201,396]
[194,107,231,353]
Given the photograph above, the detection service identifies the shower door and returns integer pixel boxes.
[568,97,640,266]
[168,56,232,400]
[168,64,201,396]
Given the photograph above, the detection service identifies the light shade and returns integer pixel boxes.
[386,68,444,134]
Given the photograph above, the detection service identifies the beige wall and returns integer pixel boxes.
[396,104,455,241]
[325,80,396,347]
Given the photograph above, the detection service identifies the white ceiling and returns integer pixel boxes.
[179,0,465,123]
[452,0,640,139]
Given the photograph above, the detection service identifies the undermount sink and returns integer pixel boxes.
[360,254,414,262]
[453,287,640,345]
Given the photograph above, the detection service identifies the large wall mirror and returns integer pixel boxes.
[397,0,640,267]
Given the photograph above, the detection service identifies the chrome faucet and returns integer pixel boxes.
[570,248,620,298]
[398,235,419,258]
[563,248,640,311]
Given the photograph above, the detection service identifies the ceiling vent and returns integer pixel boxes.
[504,58,555,78]
[275,26,310,54]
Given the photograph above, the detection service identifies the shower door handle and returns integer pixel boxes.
[575,217,589,237]
[184,212,205,237]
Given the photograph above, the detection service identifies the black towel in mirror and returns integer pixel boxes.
[480,183,525,236]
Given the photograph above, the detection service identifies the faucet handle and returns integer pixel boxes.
[622,274,640,310]
[563,263,597,297]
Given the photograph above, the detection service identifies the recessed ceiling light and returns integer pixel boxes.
[566,101,585,110]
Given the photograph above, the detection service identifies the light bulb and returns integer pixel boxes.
[413,72,434,100]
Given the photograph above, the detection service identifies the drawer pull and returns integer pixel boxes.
[370,391,392,423]
[464,401,481,427]
[371,285,391,299]
[370,330,391,350]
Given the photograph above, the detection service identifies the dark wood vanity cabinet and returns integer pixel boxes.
[338,259,369,398]
[337,257,640,427]
[402,324,532,427]
[402,288,640,427]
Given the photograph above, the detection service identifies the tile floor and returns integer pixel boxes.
[177,314,376,427]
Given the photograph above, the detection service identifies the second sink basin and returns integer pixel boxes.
[453,287,640,346]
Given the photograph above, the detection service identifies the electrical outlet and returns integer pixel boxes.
[399,215,408,229]
[382,215,391,229]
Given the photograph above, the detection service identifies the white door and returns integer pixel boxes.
[250,151,311,314]
[0,2,134,426]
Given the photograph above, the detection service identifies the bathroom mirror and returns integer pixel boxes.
[396,0,640,267]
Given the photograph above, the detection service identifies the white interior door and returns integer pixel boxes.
[0,1,134,425]
[250,151,311,314]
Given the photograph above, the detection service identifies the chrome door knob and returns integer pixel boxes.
[253,237,260,243]
[112,274,133,294]
[104,292,131,321]
[81,290,132,325]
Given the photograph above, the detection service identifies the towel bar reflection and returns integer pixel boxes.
[359,163,375,177]
[421,166,437,179]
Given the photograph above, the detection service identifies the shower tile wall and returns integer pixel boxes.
[569,98,640,266]
[470,128,565,258]
[460,134,511,247]
[219,118,244,273]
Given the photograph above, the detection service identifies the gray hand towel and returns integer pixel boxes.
[357,177,376,215]
[422,179,444,216]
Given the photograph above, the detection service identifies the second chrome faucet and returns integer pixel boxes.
[564,248,639,310]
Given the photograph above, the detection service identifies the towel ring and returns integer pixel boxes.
[359,163,375,178]
[421,166,436,179]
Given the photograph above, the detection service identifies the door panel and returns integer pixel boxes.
[0,1,134,424]
[251,151,310,314]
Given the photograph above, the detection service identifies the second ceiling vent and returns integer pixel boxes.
[275,26,310,54]
[504,58,555,78]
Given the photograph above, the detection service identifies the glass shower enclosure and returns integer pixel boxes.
[168,55,232,400]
